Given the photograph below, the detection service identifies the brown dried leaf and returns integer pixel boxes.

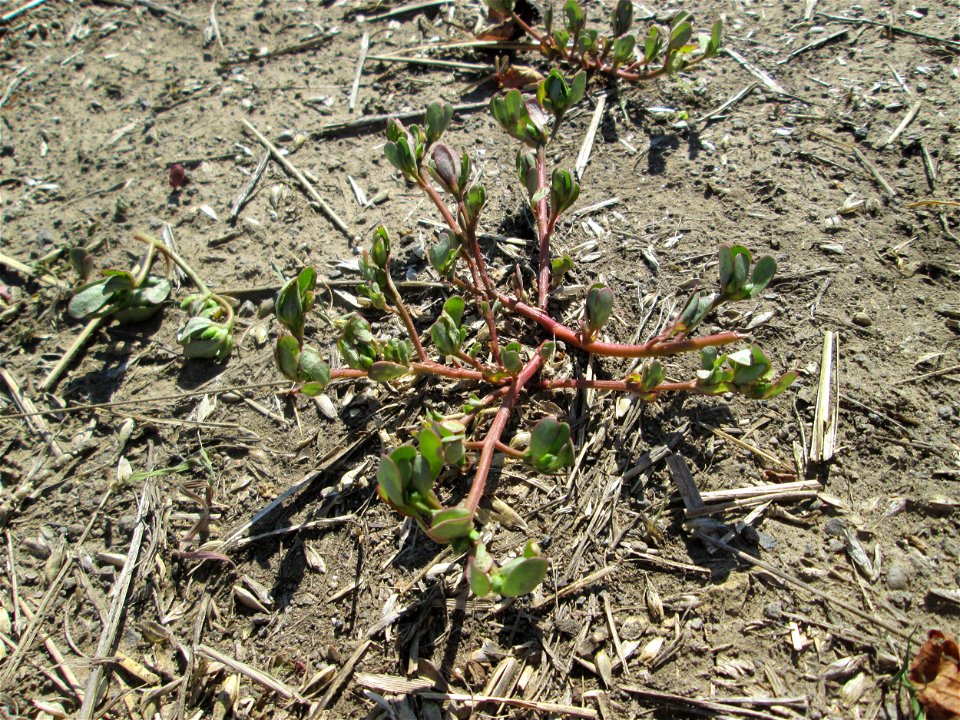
[909,629,960,720]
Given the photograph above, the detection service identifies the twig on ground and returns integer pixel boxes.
[418,691,598,718]
[666,454,704,514]
[699,423,788,468]
[574,94,606,181]
[721,48,789,96]
[815,12,960,51]
[623,687,803,720]
[0,251,70,290]
[173,596,208,720]
[357,0,452,23]
[312,101,488,137]
[78,479,157,719]
[693,83,757,125]
[199,644,307,703]
[0,0,49,24]
[228,150,269,223]
[241,119,355,243]
[219,31,338,66]
[348,32,370,113]
[877,99,921,149]
[778,29,849,64]
[530,565,618,610]
[39,317,105,393]
[903,362,960,384]
[208,1,224,52]
[315,639,372,711]
[0,367,65,459]
[0,380,289,422]
[366,55,493,72]
[810,330,839,463]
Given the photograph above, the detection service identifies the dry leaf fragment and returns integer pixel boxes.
[909,629,960,720]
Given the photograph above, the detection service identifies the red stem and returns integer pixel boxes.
[497,293,742,357]
[384,260,428,362]
[458,205,504,366]
[537,377,699,393]
[465,347,544,514]
[534,145,551,310]
[466,440,525,459]
[509,11,544,43]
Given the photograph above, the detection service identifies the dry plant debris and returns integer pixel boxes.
[909,630,960,720]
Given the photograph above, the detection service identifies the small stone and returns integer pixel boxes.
[851,312,872,327]
[938,405,954,420]
[764,601,783,620]
[886,562,911,590]
[886,591,912,609]
[620,617,646,641]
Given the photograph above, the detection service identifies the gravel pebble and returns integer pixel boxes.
[886,562,911,590]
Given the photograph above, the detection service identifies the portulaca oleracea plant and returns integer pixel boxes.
[271,71,795,599]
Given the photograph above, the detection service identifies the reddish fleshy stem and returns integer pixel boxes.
[465,347,544,515]
[536,377,699,394]
[497,293,743,357]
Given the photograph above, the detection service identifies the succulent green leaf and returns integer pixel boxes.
[643,26,662,62]
[370,226,390,268]
[749,255,777,296]
[553,29,570,51]
[377,455,406,508]
[68,279,121,319]
[497,556,548,597]
[578,29,598,55]
[428,507,473,543]
[528,417,574,473]
[563,0,584,35]
[464,185,486,225]
[502,342,524,375]
[516,150,538,196]
[429,232,460,276]
[550,168,580,216]
[136,277,173,306]
[417,425,444,479]
[275,334,301,380]
[367,361,409,383]
[300,381,326,397]
[298,347,330,387]
[468,548,494,597]
[613,34,637,65]
[550,255,574,284]
[585,283,614,333]
[424,102,453,144]
[612,0,633,36]
[276,271,311,340]
[707,19,722,55]
[676,289,714,333]
[442,296,465,326]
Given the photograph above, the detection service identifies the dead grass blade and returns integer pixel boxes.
[417,691,598,718]
[78,479,158,719]
[198,644,307,703]
[810,330,839,463]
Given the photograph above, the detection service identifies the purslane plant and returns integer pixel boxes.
[272,73,795,598]
[484,0,722,85]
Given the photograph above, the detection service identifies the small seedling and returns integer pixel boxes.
[484,0,721,85]
[68,233,235,361]
[271,74,794,599]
